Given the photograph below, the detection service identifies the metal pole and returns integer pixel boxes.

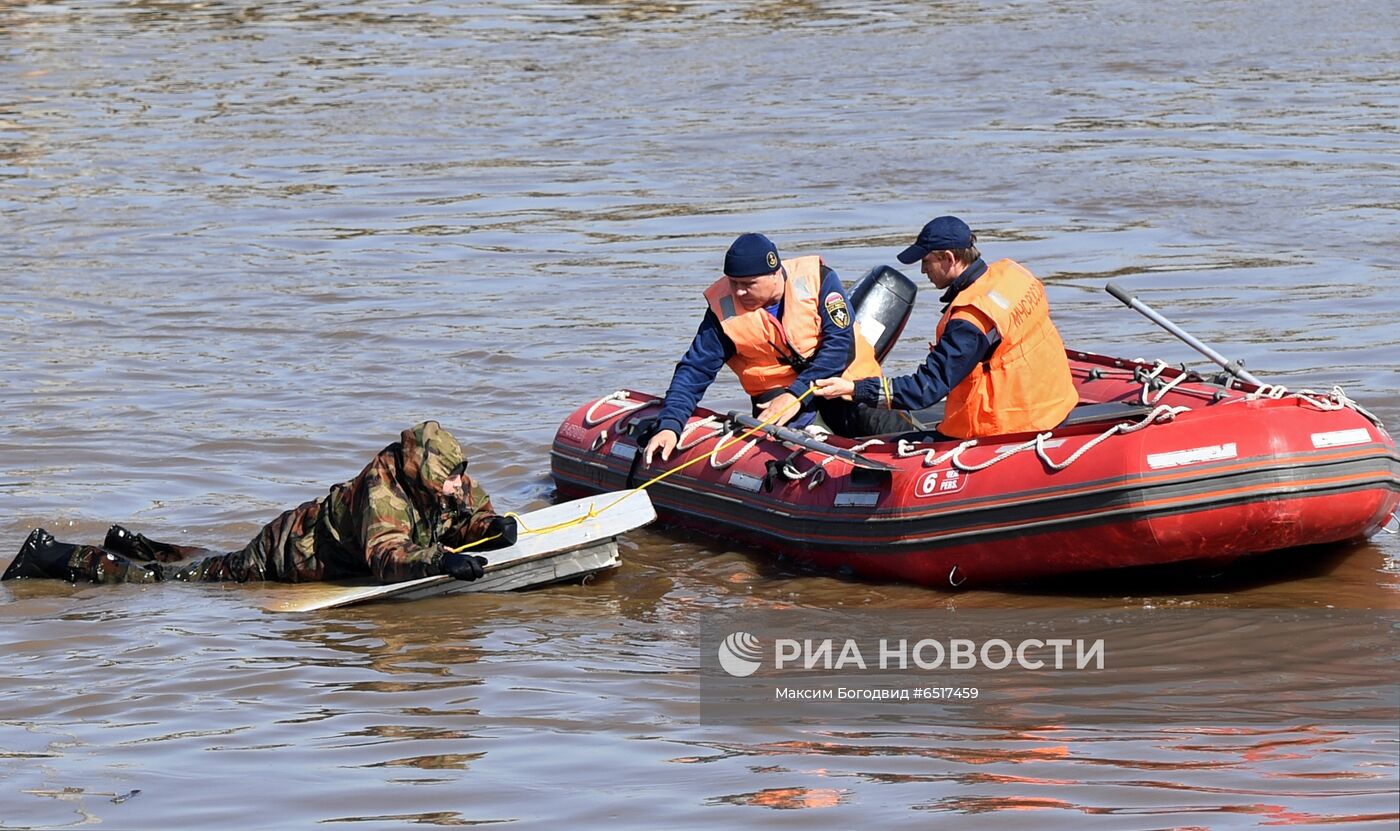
[1105,282,1265,387]
[725,412,896,471]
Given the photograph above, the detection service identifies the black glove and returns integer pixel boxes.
[441,552,488,582]
[479,515,518,550]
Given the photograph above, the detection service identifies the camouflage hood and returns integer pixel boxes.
[396,421,466,505]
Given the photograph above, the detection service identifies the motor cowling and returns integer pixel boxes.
[849,265,918,363]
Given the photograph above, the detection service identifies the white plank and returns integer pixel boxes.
[264,490,653,612]
[389,540,620,599]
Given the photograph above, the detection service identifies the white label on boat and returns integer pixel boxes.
[1311,428,1371,449]
[1039,438,1066,449]
[729,471,763,492]
[835,492,880,507]
[609,442,638,460]
[914,469,968,498]
[1146,443,1238,470]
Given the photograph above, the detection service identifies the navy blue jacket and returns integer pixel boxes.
[852,258,998,411]
[656,267,856,435]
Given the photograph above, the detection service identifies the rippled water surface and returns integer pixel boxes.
[2,1,1398,827]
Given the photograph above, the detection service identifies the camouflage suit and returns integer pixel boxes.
[7,422,501,585]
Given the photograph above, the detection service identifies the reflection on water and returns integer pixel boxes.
[707,786,850,809]
[2,0,1398,827]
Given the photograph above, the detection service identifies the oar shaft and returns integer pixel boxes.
[1105,282,1264,386]
[726,412,896,471]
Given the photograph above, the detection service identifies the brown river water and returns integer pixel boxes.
[2,1,1398,828]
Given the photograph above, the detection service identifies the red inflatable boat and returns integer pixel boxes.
[551,350,1399,587]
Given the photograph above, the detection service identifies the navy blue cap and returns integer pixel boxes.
[896,216,973,264]
[724,233,782,278]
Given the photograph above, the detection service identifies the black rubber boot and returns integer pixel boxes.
[3,528,80,581]
[103,524,191,563]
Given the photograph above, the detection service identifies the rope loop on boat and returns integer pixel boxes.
[1036,404,1189,470]
[583,391,659,427]
[1139,361,1191,405]
[1288,385,1358,412]
[948,565,966,587]
[779,456,831,482]
[709,430,759,469]
[895,404,1191,473]
[1249,383,1290,400]
[954,434,1047,472]
[897,437,978,468]
[1138,361,1166,403]
[676,416,723,451]
[781,460,806,479]
[1246,384,1384,427]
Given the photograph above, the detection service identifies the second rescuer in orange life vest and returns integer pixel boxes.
[644,233,910,465]
[812,216,1078,439]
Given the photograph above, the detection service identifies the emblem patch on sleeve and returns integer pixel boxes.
[823,292,851,328]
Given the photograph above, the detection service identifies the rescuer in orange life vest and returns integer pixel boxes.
[812,216,1078,439]
[643,233,911,465]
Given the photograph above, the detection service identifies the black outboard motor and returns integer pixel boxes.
[849,265,918,362]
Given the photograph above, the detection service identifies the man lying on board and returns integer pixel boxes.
[2,421,515,585]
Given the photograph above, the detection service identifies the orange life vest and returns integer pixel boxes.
[935,259,1078,439]
[703,256,881,397]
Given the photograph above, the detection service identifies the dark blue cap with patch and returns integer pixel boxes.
[724,233,782,278]
[896,216,973,264]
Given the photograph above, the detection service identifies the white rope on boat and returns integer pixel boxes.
[781,457,827,480]
[583,391,658,427]
[853,359,1386,479]
[794,364,1379,478]
[1242,382,1384,426]
[1289,385,1351,411]
[709,430,759,469]
[1139,361,1191,405]
[1248,383,1290,400]
[1036,404,1189,470]
[897,437,977,468]
[954,434,1048,472]
[893,403,1191,474]
[676,416,723,451]
[1139,361,1167,405]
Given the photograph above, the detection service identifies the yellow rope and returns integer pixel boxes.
[445,508,593,553]
[448,389,816,552]
[445,534,500,553]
